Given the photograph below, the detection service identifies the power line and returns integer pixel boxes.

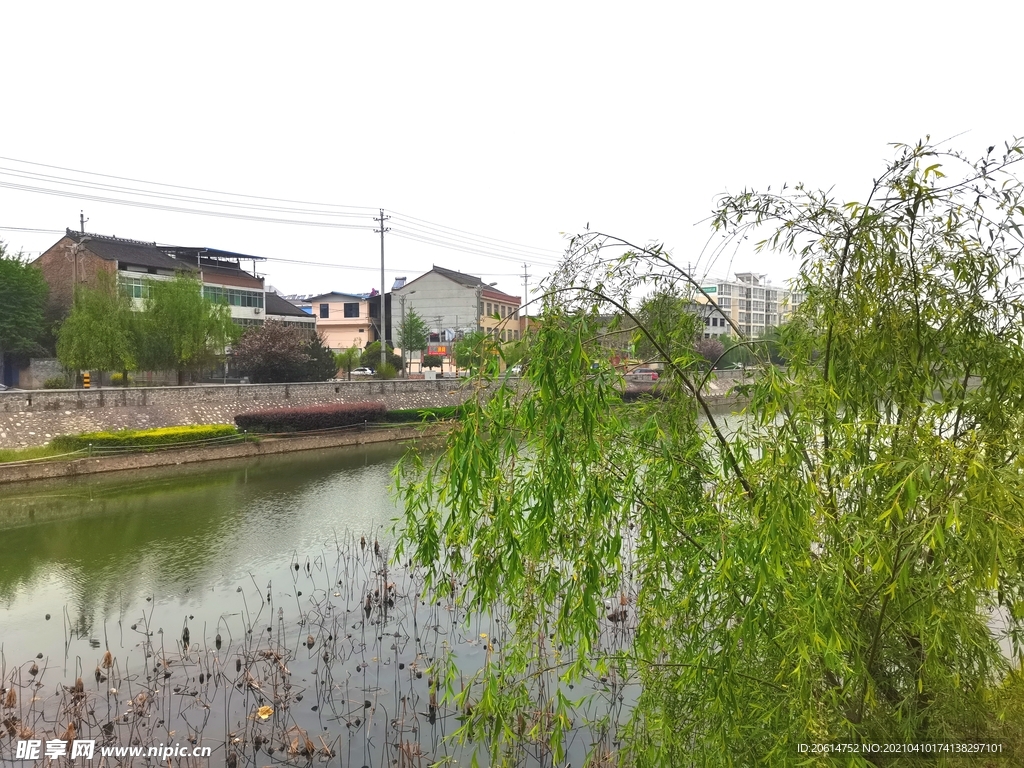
[0,155,566,270]
[389,210,562,258]
[389,218,561,264]
[0,156,562,259]
[0,226,64,234]
[0,180,376,230]
[0,166,371,219]
[0,155,379,213]
[391,228,561,266]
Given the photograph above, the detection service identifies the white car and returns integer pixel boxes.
[351,367,375,376]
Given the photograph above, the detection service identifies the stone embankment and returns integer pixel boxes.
[0,424,447,485]
[0,371,748,452]
[0,379,489,450]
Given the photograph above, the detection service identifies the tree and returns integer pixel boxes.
[693,335,723,368]
[303,331,338,381]
[633,288,701,365]
[233,321,311,383]
[421,354,443,370]
[359,341,402,372]
[334,346,362,381]
[397,308,429,376]
[452,330,493,372]
[139,273,237,385]
[0,241,48,363]
[718,333,756,368]
[396,139,1024,764]
[56,270,136,384]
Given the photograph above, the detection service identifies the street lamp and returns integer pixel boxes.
[399,290,417,378]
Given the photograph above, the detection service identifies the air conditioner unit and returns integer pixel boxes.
[253,307,262,314]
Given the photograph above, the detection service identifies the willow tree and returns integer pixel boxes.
[56,269,136,383]
[138,273,237,385]
[395,139,1024,765]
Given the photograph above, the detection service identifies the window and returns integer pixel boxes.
[486,302,492,315]
[210,288,264,308]
[718,297,731,309]
[479,301,485,315]
[343,302,359,318]
[320,303,330,319]
[514,330,520,340]
[121,275,150,299]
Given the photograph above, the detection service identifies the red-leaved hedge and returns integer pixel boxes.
[234,402,388,433]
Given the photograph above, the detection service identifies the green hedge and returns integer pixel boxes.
[50,424,239,451]
[235,402,387,433]
[379,406,464,423]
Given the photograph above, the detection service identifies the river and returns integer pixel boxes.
[0,442,631,767]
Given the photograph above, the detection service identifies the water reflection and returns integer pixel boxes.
[0,444,410,638]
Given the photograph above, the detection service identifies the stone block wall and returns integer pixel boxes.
[0,379,489,450]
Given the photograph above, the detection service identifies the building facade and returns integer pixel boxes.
[697,272,804,338]
[34,229,268,328]
[390,265,522,347]
[296,292,377,352]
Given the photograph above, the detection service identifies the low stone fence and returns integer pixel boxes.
[0,379,489,450]
[0,371,750,451]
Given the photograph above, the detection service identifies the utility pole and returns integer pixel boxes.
[374,209,390,369]
[398,290,416,378]
[521,262,530,321]
[80,210,88,234]
[434,315,445,374]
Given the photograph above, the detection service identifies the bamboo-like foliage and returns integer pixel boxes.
[57,269,136,377]
[395,138,1024,765]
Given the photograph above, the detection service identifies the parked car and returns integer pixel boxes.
[351,367,375,376]
[631,368,660,380]
[508,365,523,376]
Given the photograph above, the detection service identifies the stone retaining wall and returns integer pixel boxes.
[0,373,747,451]
[0,379,488,450]
[0,424,447,485]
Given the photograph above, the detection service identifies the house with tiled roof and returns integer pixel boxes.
[33,229,268,328]
[390,265,522,348]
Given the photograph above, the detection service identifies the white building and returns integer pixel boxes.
[697,272,804,338]
[391,265,522,346]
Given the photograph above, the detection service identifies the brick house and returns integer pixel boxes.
[34,229,267,327]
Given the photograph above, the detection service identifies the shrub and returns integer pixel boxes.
[380,406,463,423]
[42,376,70,389]
[375,362,397,380]
[110,372,135,386]
[234,402,387,433]
[50,424,238,451]
[422,354,443,370]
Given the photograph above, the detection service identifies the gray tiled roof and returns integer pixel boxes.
[66,230,264,279]
[264,292,312,318]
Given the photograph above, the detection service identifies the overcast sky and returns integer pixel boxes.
[2,1,1020,302]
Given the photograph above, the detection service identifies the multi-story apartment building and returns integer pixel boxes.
[697,272,804,338]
